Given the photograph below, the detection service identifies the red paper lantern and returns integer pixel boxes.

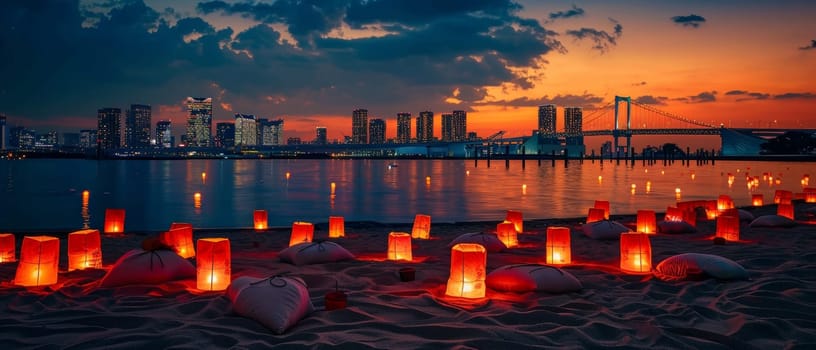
[636,210,657,234]
[545,226,571,265]
[445,243,487,298]
[68,229,102,271]
[14,236,60,287]
[104,208,126,235]
[254,210,268,230]
[716,215,740,241]
[160,226,196,258]
[587,208,606,223]
[804,188,816,203]
[328,216,345,238]
[752,194,764,206]
[774,190,792,204]
[289,221,314,246]
[683,207,698,227]
[496,221,518,248]
[593,200,611,219]
[717,195,734,211]
[664,207,684,222]
[0,233,14,263]
[619,233,651,274]
[505,210,524,233]
[196,238,231,291]
[411,214,431,239]
[777,203,794,220]
[387,232,412,261]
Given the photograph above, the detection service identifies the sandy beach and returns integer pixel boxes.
[1,203,815,349]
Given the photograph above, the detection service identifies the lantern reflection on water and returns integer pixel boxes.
[445,243,487,299]
[196,238,231,291]
[545,227,571,265]
[14,236,60,287]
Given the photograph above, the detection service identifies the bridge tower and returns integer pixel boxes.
[613,96,632,156]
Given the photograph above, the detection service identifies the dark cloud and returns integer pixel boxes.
[724,90,769,101]
[565,19,623,53]
[548,4,585,21]
[634,95,668,105]
[480,93,604,108]
[799,40,816,50]
[686,91,717,103]
[774,92,816,100]
[671,14,706,28]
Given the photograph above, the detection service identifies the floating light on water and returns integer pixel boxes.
[331,182,336,195]
[425,176,431,185]
[194,192,202,208]
[690,172,696,180]
[201,172,206,183]
[645,181,652,193]
[466,170,470,176]
[802,174,810,187]
[286,172,291,180]
[675,187,682,200]
[630,184,636,195]
[597,175,603,185]
[522,184,527,194]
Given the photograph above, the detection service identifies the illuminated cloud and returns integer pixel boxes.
[480,93,605,108]
[671,14,706,28]
[565,19,623,53]
[725,90,770,101]
[634,95,668,105]
[773,92,816,100]
[548,4,585,21]
[683,91,717,103]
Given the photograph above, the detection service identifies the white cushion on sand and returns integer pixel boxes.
[582,220,629,240]
[279,241,354,266]
[653,253,749,282]
[749,215,796,228]
[449,232,506,253]
[228,276,314,334]
[657,221,697,234]
[100,249,195,288]
[487,264,582,293]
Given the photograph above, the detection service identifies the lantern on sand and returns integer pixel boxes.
[328,216,345,238]
[0,233,15,263]
[587,208,606,223]
[752,194,764,206]
[496,221,518,248]
[68,229,102,271]
[717,195,734,211]
[445,243,487,299]
[619,233,651,274]
[14,236,59,287]
[289,222,314,247]
[104,208,126,235]
[774,190,792,205]
[504,210,523,233]
[804,188,816,203]
[664,207,684,222]
[716,215,740,241]
[160,225,195,258]
[593,200,611,219]
[196,238,231,291]
[636,210,656,234]
[777,203,794,220]
[411,214,431,239]
[545,226,571,265]
[387,232,412,261]
[254,210,268,230]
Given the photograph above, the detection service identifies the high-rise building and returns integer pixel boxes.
[565,107,583,146]
[35,132,58,149]
[352,109,368,144]
[452,110,467,142]
[62,132,80,147]
[125,104,151,148]
[97,107,121,151]
[234,114,258,146]
[396,112,411,143]
[216,122,235,148]
[185,97,212,147]
[538,104,557,135]
[441,113,454,142]
[80,129,97,149]
[14,127,36,150]
[369,118,385,144]
[416,111,433,143]
[259,118,284,145]
[156,120,172,148]
[0,114,6,150]
[315,126,327,145]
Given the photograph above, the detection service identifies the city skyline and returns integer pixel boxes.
[1,1,814,147]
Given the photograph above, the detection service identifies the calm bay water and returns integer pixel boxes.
[0,158,811,231]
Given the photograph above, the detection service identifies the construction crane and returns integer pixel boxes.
[485,130,505,141]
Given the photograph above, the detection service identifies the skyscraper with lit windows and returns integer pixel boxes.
[352,109,368,144]
[369,118,385,144]
[156,120,172,148]
[538,105,556,135]
[416,111,433,143]
[234,113,258,146]
[396,112,411,143]
[125,104,151,148]
[97,107,121,151]
[0,114,6,150]
[315,126,327,145]
[441,113,454,142]
[185,97,212,147]
[452,110,467,142]
[216,122,235,148]
[565,107,583,146]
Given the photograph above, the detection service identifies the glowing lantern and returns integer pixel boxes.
[683,208,697,227]
[411,214,431,239]
[0,233,15,263]
[619,233,651,274]
[496,221,518,248]
[445,243,487,299]
[196,238,231,291]
[387,232,412,261]
[777,203,794,220]
[328,216,345,238]
[504,210,523,233]
[717,195,734,211]
[804,188,816,203]
[14,236,59,287]
[289,221,314,246]
[704,200,719,220]
[545,226,571,265]
[664,207,684,222]
[67,229,102,271]
[104,208,126,235]
[752,194,764,206]
[160,226,196,258]
[774,190,792,204]
[593,200,610,219]
[636,210,657,234]
[253,210,268,230]
[675,187,682,200]
[587,208,606,223]
[716,215,740,241]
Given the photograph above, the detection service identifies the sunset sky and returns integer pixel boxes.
[1,0,814,148]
